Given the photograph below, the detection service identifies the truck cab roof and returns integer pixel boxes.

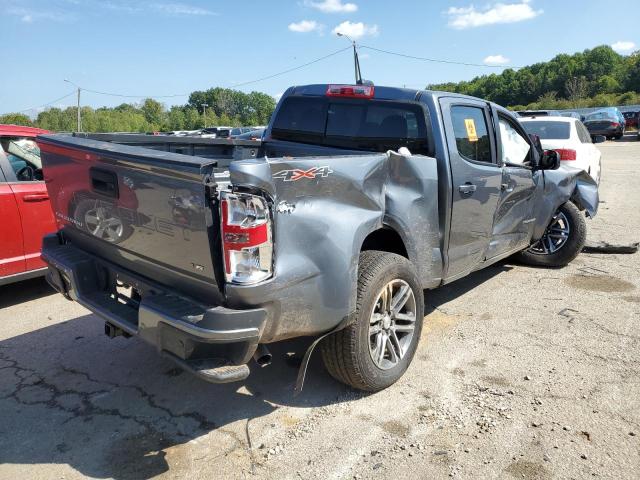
[264,84,517,158]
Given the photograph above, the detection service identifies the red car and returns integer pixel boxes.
[0,125,57,285]
[623,111,638,129]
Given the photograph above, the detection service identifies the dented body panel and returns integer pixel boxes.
[227,152,442,341]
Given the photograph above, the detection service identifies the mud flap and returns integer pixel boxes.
[294,318,352,395]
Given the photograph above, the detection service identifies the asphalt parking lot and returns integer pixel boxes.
[1,135,639,480]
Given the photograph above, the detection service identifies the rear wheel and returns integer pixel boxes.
[321,251,424,392]
[515,201,586,267]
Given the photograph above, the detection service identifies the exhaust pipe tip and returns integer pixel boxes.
[253,344,272,367]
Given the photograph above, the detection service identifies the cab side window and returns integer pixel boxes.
[498,116,531,165]
[450,106,492,163]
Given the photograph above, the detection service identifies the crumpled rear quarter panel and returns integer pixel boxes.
[226,152,441,342]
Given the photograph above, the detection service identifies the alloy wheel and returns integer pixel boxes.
[527,211,570,255]
[368,279,417,370]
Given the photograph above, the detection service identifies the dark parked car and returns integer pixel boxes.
[229,127,258,137]
[583,110,624,140]
[623,111,638,129]
[236,128,265,140]
[200,127,231,138]
[38,84,598,391]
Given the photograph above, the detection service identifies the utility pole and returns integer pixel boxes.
[202,103,209,128]
[64,79,82,132]
[336,33,363,85]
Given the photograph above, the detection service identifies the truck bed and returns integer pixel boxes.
[74,132,261,167]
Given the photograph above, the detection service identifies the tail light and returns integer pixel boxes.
[326,84,374,99]
[611,122,620,128]
[220,191,273,284]
[555,149,577,161]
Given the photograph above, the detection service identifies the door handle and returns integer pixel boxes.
[458,183,477,195]
[501,183,514,193]
[23,193,49,202]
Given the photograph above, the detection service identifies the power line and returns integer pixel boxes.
[228,46,351,88]
[360,45,522,69]
[81,88,189,99]
[58,46,353,100]
[16,90,77,114]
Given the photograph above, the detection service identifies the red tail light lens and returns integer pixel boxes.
[556,149,577,161]
[326,84,374,99]
[611,122,620,128]
[220,192,272,284]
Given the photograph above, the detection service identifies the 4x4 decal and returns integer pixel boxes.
[273,166,333,182]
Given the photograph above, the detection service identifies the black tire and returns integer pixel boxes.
[515,201,586,267]
[320,251,424,392]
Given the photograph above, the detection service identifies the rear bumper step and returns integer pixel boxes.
[161,351,250,383]
[42,234,267,382]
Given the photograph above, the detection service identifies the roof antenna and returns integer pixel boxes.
[336,32,363,85]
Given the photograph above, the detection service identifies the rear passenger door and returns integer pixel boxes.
[439,98,502,281]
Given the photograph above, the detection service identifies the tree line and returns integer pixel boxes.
[428,45,640,110]
[0,88,276,133]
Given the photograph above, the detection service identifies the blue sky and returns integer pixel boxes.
[1,0,638,115]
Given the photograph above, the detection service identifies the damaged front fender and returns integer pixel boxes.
[532,166,599,240]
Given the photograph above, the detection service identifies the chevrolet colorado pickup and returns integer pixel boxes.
[38,84,599,392]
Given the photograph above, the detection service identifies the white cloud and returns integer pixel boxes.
[305,0,357,13]
[611,41,636,53]
[446,1,542,29]
[483,54,510,65]
[332,21,378,40]
[150,3,216,16]
[288,20,324,33]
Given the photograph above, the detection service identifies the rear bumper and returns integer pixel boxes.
[42,234,267,382]
[587,126,622,137]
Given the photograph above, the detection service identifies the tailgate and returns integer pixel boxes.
[38,134,225,302]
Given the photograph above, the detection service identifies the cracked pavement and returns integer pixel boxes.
[1,137,639,479]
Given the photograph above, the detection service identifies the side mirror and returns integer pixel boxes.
[539,150,561,170]
[593,135,606,144]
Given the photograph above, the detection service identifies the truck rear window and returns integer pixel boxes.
[271,97,429,154]
[521,121,571,140]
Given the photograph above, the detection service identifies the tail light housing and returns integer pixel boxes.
[220,191,273,284]
[555,148,577,161]
[326,84,374,99]
[611,122,620,128]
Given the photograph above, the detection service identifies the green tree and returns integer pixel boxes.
[140,98,165,129]
[0,113,34,126]
[428,45,639,108]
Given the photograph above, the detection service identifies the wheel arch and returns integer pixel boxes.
[360,226,409,259]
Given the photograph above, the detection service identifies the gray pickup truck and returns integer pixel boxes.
[38,84,598,392]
